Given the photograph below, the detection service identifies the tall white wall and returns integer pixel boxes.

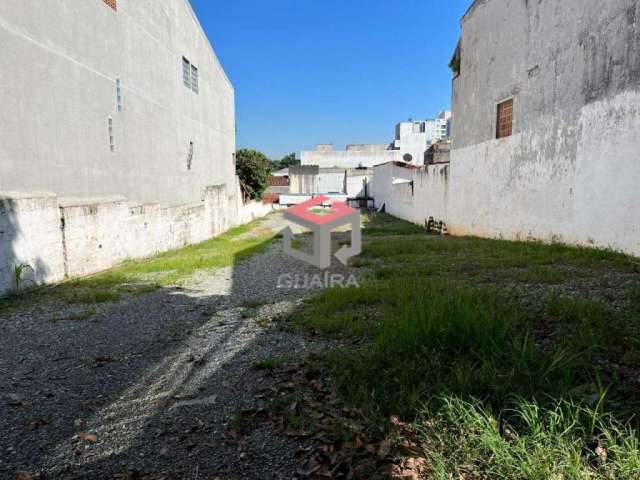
[0,0,236,205]
[372,0,640,258]
[301,148,401,169]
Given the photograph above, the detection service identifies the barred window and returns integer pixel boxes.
[191,65,199,94]
[496,99,513,139]
[183,57,191,88]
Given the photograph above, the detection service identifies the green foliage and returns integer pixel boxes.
[417,396,640,479]
[270,152,298,171]
[13,263,34,294]
[251,355,287,371]
[235,149,272,200]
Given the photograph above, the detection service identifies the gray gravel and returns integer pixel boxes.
[0,214,357,479]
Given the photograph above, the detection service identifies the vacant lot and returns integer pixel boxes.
[1,212,639,479]
[291,213,640,478]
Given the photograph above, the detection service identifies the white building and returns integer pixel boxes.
[0,0,236,206]
[0,0,274,296]
[301,111,451,168]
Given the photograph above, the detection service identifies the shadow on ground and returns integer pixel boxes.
[0,214,356,479]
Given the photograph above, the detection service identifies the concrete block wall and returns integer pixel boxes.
[0,182,273,296]
[0,193,66,294]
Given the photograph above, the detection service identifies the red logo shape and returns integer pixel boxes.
[285,195,357,226]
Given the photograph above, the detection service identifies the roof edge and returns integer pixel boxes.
[461,0,490,24]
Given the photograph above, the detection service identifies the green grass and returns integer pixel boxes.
[50,308,97,323]
[230,411,258,435]
[417,396,640,479]
[114,221,276,285]
[291,213,640,478]
[0,218,277,314]
[628,282,640,305]
[251,355,287,371]
[240,297,268,309]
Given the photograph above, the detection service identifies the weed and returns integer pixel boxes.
[50,309,97,323]
[416,396,640,479]
[628,282,640,305]
[230,411,258,435]
[240,298,268,309]
[13,263,34,294]
[269,393,306,430]
[251,356,286,371]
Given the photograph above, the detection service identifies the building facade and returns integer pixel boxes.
[0,0,236,205]
[0,0,276,296]
[301,110,451,169]
[372,0,640,257]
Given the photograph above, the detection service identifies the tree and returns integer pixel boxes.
[271,152,298,171]
[235,149,271,201]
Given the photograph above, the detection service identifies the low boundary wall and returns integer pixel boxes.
[0,181,273,295]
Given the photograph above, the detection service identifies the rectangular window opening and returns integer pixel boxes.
[182,57,191,88]
[496,99,513,139]
[116,79,122,111]
[191,65,199,94]
[108,117,115,152]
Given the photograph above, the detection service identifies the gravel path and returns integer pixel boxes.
[0,214,355,479]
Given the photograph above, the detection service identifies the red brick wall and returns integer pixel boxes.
[102,0,117,11]
[268,176,290,187]
[262,193,281,204]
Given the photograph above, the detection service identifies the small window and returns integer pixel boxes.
[108,117,115,152]
[191,65,199,94]
[496,99,513,139]
[116,79,122,111]
[182,57,191,88]
[403,153,413,163]
[187,141,194,170]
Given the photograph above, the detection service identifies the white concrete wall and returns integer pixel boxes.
[370,163,416,211]
[0,192,66,294]
[318,171,346,193]
[372,91,640,256]
[371,0,640,258]
[0,0,236,205]
[301,148,401,169]
[0,183,273,296]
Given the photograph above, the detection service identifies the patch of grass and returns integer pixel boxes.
[115,220,276,286]
[361,213,425,237]
[230,411,258,435]
[628,282,640,305]
[269,392,307,431]
[417,396,640,479]
[0,217,277,314]
[240,297,268,309]
[327,282,578,418]
[252,356,287,371]
[65,289,122,305]
[291,213,640,475]
[50,308,97,323]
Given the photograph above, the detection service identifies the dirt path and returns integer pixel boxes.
[0,214,354,479]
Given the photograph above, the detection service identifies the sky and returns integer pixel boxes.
[189,0,472,160]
